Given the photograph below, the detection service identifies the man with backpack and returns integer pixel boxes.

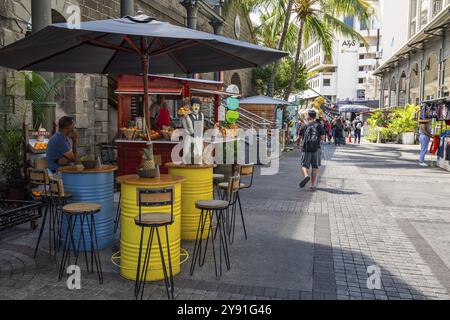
[353,116,363,144]
[297,110,326,191]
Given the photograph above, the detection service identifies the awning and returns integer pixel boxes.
[239,95,291,105]
[339,105,371,113]
[115,88,183,95]
[374,4,450,76]
[190,88,240,97]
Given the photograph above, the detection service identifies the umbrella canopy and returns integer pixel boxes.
[0,15,287,74]
[0,14,287,137]
[239,95,291,106]
[339,105,371,113]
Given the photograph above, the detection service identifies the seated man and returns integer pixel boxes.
[46,116,78,174]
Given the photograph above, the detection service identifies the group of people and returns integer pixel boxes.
[295,111,365,191]
[323,115,364,146]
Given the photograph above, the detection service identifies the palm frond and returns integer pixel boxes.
[322,13,367,46]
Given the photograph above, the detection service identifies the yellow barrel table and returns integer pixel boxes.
[116,174,185,281]
[166,163,214,241]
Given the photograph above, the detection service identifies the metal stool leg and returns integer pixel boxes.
[58,214,76,281]
[139,227,154,300]
[114,194,121,234]
[190,209,207,276]
[237,192,248,240]
[136,227,154,300]
[34,203,49,258]
[164,225,175,299]
[88,214,103,284]
[156,227,172,300]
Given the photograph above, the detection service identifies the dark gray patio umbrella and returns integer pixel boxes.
[0,14,287,136]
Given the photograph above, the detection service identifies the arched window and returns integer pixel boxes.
[398,71,407,106]
[443,58,450,97]
[409,64,420,105]
[423,53,439,100]
[382,78,390,107]
[230,73,242,96]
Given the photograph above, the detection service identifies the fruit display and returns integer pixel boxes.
[160,128,174,140]
[31,189,46,197]
[34,142,48,150]
[178,105,191,117]
[29,139,49,154]
[150,129,161,140]
[121,126,139,140]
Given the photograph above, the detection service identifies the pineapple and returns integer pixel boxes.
[142,144,155,170]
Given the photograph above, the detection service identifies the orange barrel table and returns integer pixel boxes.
[116,174,185,281]
[165,163,214,240]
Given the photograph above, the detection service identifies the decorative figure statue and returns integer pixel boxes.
[180,97,204,164]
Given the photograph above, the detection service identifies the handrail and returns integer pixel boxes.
[239,107,275,124]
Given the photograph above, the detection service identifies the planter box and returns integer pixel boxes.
[402,132,415,145]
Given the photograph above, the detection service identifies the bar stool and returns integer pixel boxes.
[31,169,54,258]
[48,177,73,251]
[134,187,175,300]
[218,164,254,244]
[58,202,103,284]
[213,173,224,199]
[190,175,240,278]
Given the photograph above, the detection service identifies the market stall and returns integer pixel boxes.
[115,74,229,176]
[420,98,450,171]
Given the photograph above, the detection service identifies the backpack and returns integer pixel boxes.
[356,121,362,130]
[303,123,321,152]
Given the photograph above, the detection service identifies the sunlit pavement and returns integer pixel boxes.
[1,141,450,300]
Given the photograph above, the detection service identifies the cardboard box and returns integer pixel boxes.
[31,157,48,170]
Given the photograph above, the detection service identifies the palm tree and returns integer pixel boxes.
[254,4,299,54]
[283,0,373,101]
[267,0,296,97]
[222,0,270,17]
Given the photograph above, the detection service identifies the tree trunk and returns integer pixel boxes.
[267,0,295,97]
[284,21,304,101]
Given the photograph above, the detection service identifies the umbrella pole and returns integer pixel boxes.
[141,53,151,142]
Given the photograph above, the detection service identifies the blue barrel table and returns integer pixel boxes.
[60,165,118,250]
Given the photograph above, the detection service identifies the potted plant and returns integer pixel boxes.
[23,72,72,131]
[0,118,25,199]
[138,144,158,178]
[389,105,418,145]
[80,145,97,169]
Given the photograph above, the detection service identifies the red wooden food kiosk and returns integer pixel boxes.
[115,74,226,176]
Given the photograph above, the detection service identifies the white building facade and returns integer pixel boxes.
[375,0,450,107]
[298,0,415,107]
[299,0,383,106]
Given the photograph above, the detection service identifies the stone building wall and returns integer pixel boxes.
[0,0,256,148]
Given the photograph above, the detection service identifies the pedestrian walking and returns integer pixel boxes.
[353,116,363,144]
[418,119,433,167]
[297,110,326,191]
[324,119,332,143]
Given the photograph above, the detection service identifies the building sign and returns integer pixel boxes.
[341,39,358,53]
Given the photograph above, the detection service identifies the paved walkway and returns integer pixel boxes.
[1,142,450,300]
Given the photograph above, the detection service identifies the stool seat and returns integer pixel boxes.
[213,173,225,180]
[63,203,101,215]
[195,200,229,210]
[217,182,246,190]
[134,213,172,226]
